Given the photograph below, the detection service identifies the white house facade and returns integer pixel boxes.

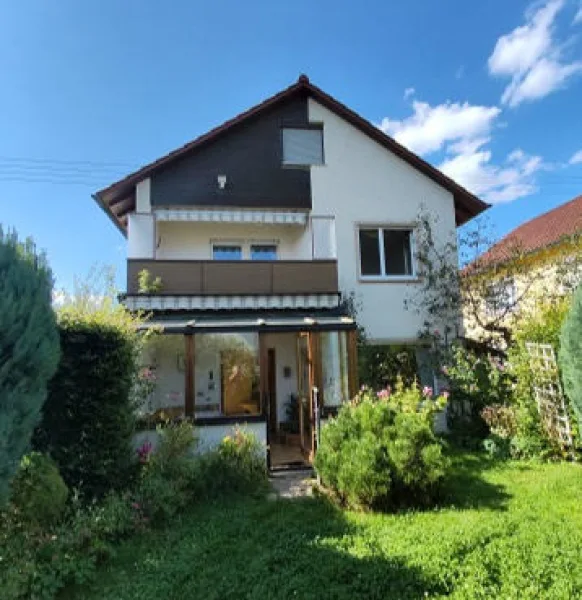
[94,75,487,468]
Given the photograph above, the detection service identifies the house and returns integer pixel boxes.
[93,75,487,468]
[463,194,582,345]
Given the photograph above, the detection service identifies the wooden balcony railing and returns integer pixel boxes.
[127,259,339,295]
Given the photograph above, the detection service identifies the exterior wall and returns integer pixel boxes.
[150,96,311,209]
[128,214,155,259]
[133,421,267,458]
[308,99,458,343]
[156,221,312,260]
[262,332,299,425]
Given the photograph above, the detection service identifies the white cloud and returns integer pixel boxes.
[379,100,500,156]
[488,0,582,106]
[439,139,543,204]
[569,149,582,163]
[575,3,582,24]
[403,87,415,100]
[379,94,544,204]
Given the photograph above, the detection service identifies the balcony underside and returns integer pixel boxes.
[127,259,339,296]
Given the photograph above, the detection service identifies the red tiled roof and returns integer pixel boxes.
[94,74,489,234]
[478,195,582,265]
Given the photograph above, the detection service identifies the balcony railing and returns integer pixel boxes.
[127,259,339,296]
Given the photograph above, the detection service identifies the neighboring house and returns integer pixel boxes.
[94,75,487,468]
[463,194,582,344]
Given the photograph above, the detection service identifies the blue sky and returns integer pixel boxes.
[1,0,581,291]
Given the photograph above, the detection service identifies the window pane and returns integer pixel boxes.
[359,229,381,275]
[282,128,323,165]
[213,245,242,260]
[137,335,186,425]
[250,244,277,261]
[383,230,413,275]
[195,333,260,418]
[320,331,349,407]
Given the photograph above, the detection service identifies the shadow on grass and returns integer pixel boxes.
[69,498,445,600]
[438,451,512,511]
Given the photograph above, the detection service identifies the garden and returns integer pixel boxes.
[1,225,582,599]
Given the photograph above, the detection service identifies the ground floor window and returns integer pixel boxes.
[194,333,261,418]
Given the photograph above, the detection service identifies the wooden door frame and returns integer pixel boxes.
[267,348,277,434]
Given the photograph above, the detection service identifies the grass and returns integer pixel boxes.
[66,454,582,600]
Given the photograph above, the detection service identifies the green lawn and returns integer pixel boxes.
[68,454,582,599]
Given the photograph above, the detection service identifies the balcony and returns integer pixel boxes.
[126,259,339,296]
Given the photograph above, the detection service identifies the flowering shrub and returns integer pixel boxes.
[197,427,268,498]
[314,382,450,510]
[481,405,518,439]
[442,343,513,442]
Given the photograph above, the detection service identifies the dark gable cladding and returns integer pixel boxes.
[95,75,489,234]
[150,95,311,209]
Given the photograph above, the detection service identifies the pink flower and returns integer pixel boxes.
[376,387,391,399]
[422,386,433,398]
[137,441,153,463]
[442,390,450,400]
[433,329,440,337]
[131,502,141,510]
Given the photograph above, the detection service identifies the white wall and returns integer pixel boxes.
[309,99,458,343]
[128,214,155,259]
[262,332,299,425]
[133,422,267,459]
[156,221,313,260]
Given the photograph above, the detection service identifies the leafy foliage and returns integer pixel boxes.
[443,343,513,441]
[10,453,68,528]
[358,344,418,390]
[137,269,162,294]
[0,228,60,505]
[136,421,199,523]
[34,267,150,500]
[560,283,582,424]
[314,383,449,510]
[197,427,268,498]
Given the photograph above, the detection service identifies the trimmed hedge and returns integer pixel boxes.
[34,318,138,499]
[560,284,582,424]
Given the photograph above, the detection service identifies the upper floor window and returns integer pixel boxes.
[212,244,242,261]
[358,227,414,279]
[282,127,323,166]
[250,244,278,261]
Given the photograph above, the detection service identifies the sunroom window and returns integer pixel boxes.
[358,227,414,278]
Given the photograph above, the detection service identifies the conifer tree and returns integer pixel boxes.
[0,227,60,504]
[560,283,582,423]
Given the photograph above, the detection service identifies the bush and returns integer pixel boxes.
[10,453,68,527]
[0,228,60,505]
[358,344,418,390]
[197,427,268,498]
[443,343,513,442]
[560,284,582,424]
[34,317,139,500]
[508,298,572,458]
[314,384,449,510]
[136,421,198,523]
[0,488,140,600]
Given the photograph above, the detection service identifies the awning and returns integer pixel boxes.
[139,313,356,334]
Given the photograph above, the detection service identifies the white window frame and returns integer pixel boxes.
[210,239,279,260]
[357,225,417,281]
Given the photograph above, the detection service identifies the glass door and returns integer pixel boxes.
[296,332,315,459]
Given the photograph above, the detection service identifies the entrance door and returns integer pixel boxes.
[297,332,318,460]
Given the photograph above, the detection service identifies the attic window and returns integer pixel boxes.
[282,127,323,166]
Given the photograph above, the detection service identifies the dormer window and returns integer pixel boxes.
[282,127,324,166]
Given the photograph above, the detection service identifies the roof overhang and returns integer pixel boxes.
[140,313,356,334]
[94,75,489,235]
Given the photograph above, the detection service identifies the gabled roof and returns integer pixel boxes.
[94,75,489,234]
[476,194,582,266]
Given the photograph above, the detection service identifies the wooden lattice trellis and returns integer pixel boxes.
[525,342,573,452]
